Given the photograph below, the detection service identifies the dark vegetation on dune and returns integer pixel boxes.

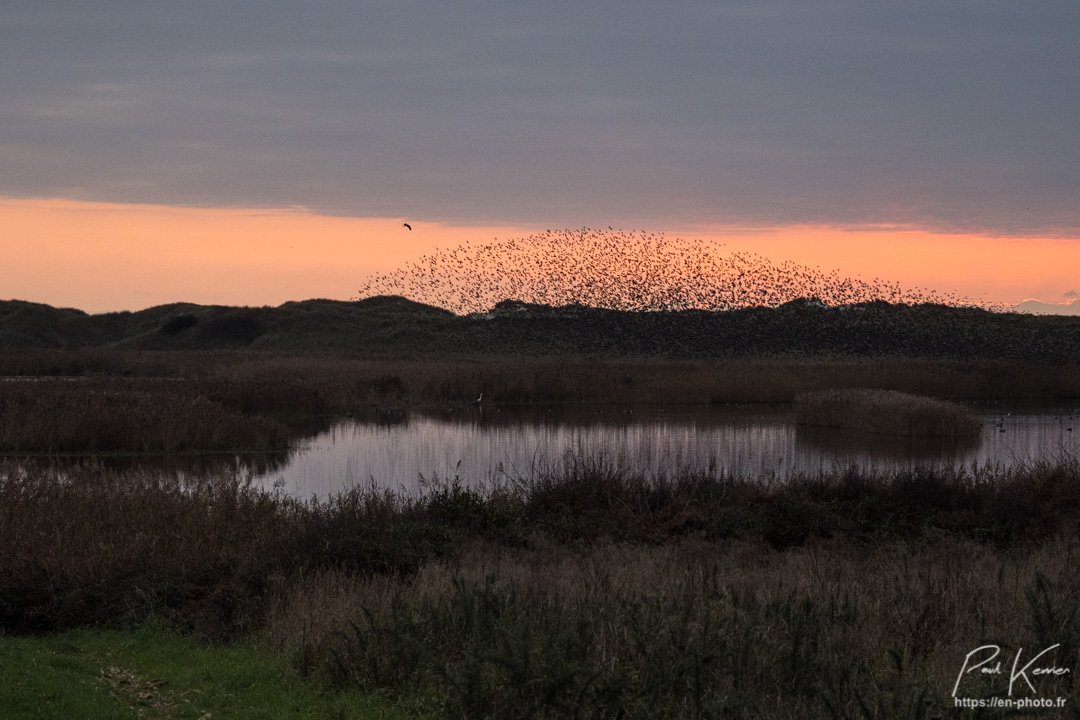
[4,295,1080,363]
[0,297,453,353]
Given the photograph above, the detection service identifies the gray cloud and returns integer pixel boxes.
[2,1,1078,232]
[1066,290,1078,298]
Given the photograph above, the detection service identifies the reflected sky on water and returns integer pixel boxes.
[258,404,1080,498]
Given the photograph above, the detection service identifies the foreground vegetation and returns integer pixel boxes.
[4,457,1080,717]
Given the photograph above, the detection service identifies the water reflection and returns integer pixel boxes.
[9,405,1074,497]
[260,404,1080,498]
[795,425,980,460]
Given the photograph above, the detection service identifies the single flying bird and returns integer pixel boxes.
[403,223,412,231]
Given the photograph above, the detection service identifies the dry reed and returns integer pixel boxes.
[6,356,1075,456]
[795,388,982,437]
[267,537,1080,718]
[5,455,1080,715]
[0,379,292,453]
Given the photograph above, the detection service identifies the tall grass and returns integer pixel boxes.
[0,379,292,453]
[97,352,1080,405]
[270,540,1080,719]
[219,354,1080,404]
[795,389,982,437]
[3,353,1076,456]
[3,455,1079,632]
[4,456,1080,715]
[0,462,301,634]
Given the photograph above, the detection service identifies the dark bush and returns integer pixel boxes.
[200,311,267,345]
[160,314,200,335]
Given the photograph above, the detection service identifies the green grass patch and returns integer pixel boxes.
[0,621,426,720]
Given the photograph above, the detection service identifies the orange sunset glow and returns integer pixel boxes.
[3,196,1079,314]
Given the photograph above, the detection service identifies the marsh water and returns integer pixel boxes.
[259,403,1080,498]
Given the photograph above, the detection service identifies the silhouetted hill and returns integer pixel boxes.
[0,301,92,347]
[2,296,1079,361]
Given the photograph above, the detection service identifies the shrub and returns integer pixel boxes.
[159,314,199,335]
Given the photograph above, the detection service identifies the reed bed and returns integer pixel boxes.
[4,455,1080,715]
[269,539,1080,719]
[795,388,983,437]
[3,355,1073,459]
[5,450,1080,603]
[52,351,1080,405]
[0,379,292,453]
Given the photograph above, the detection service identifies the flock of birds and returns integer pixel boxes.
[358,227,969,315]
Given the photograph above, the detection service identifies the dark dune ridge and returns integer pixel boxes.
[2,295,1080,362]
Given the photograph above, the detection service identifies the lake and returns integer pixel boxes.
[259,403,1080,498]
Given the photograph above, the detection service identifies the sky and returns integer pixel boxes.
[2,2,1079,313]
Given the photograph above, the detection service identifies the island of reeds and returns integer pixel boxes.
[795,388,983,437]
